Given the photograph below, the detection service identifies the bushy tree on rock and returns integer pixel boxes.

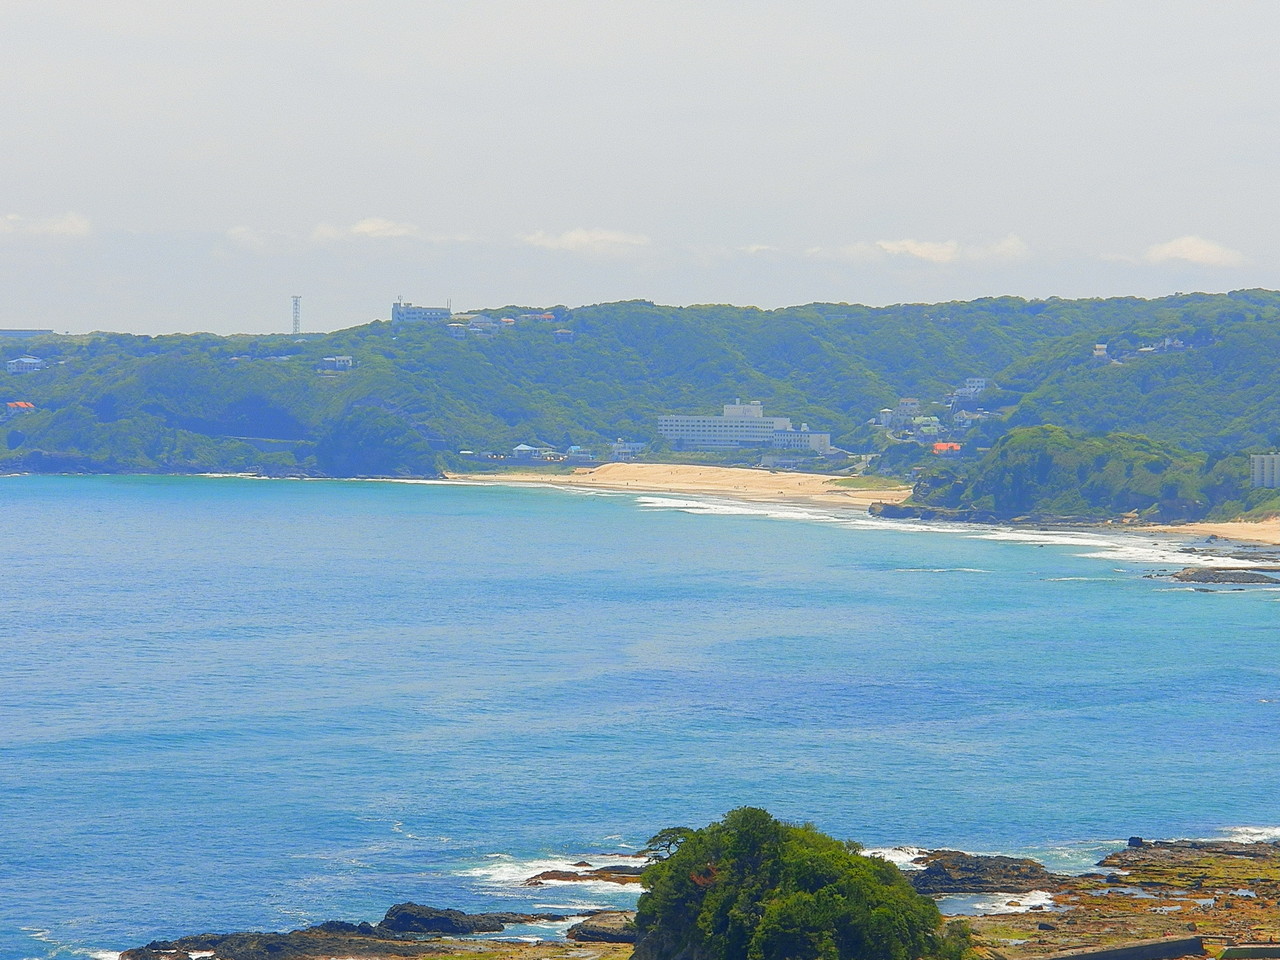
[634,807,966,960]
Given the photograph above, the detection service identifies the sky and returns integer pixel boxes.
[2,1,1277,335]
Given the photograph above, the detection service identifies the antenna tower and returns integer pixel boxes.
[291,295,301,335]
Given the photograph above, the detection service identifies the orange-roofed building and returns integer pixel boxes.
[933,442,962,455]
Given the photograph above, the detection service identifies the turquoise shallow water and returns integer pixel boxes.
[2,475,1278,959]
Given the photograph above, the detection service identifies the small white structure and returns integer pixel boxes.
[7,355,44,374]
[318,356,353,371]
[1252,454,1280,489]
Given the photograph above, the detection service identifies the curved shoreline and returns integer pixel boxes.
[445,462,911,509]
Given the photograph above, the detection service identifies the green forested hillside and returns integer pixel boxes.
[3,291,1280,518]
[910,425,1277,522]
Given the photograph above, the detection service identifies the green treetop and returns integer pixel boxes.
[634,807,969,960]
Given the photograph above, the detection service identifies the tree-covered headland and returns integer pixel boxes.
[633,807,971,960]
[5,290,1280,520]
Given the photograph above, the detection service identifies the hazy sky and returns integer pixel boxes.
[2,1,1277,334]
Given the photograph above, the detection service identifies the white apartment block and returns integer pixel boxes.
[1252,454,1280,488]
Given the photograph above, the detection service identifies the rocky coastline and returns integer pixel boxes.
[121,839,1280,960]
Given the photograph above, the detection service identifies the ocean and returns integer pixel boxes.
[2,474,1278,960]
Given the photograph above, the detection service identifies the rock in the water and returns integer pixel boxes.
[1171,567,1280,584]
[909,850,1067,894]
[522,864,645,885]
[378,903,504,934]
[566,911,638,943]
[122,929,448,960]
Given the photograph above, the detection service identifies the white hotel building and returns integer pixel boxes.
[658,400,833,454]
[1252,453,1280,489]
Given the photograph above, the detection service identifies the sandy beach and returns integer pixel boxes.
[1152,519,1280,546]
[446,462,912,509]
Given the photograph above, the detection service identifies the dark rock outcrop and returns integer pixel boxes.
[909,850,1068,894]
[1171,567,1280,584]
[377,902,570,934]
[870,502,995,523]
[123,905,583,960]
[379,902,503,934]
[522,864,645,885]
[122,928,449,960]
[566,911,638,943]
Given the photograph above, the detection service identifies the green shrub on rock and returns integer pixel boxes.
[634,807,961,960]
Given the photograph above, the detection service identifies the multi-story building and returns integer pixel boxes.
[1252,454,1280,489]
[658,400,832,454]
[954,377,989,401]
[391,300,451,323]
[6,355,45,374]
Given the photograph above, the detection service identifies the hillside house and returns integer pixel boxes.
[7,356,45,374]
[953,377,990,401]
[1,401,35,421]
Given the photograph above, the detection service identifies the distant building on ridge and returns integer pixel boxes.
[391,300,451,324]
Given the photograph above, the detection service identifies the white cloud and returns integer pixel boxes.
[523,228,651,256]
[1143,235,1244,268]
[0,212,91,237]
[305,218,423,242]
[971,233,1031,261]
[740,244,779,255]
[806,234,1029,265]
[350,217,420,238]
[876,238,961,263]
[804,242,880,263]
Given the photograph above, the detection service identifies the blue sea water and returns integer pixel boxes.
[2,474,1279,960]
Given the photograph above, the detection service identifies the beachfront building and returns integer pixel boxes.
[610,440,646,459]
[391,300,451,324]
[512,442,557,460]
[1251,454,1280,488]
[658,400,832,454]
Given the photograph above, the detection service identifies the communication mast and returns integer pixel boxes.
[291,296,301,335]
